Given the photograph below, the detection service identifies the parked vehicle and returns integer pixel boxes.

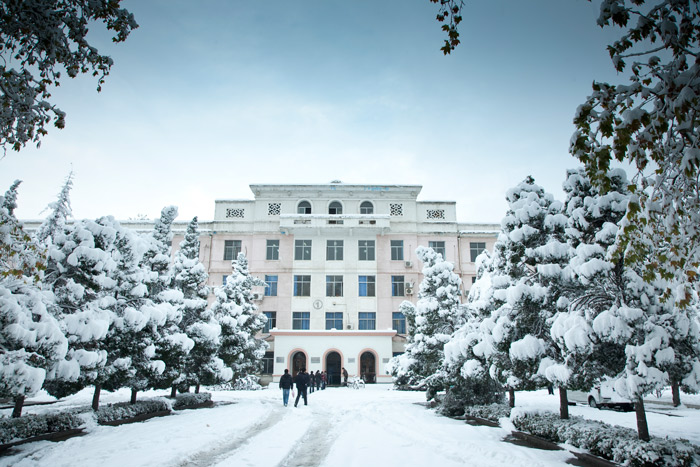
[569,380,634,411]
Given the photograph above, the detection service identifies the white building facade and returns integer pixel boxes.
[173,183,499,385]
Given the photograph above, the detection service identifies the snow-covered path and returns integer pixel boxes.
[2,385,580,467]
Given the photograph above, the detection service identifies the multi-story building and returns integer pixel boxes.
[173,182,499,385]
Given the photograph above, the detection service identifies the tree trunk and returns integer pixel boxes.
[671,380,681,407]
[635,396,650,441]
[559,387,569,419]
[12,395,25,418]
[170,385,177,398]
[92,385,102,412]
[508,388,515,408]
[195,383,200,394]
[130,388,137,404]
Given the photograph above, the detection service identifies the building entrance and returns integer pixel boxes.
[360,351,376,383]
[292,351,306,377]
[326,351,341,386]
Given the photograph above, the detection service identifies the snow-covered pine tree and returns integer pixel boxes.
[41,216,119,400]
[549,168,630,414]
[441,249,505,411]
[133,206,190,403]
[0,181,70,417]
[210,252,267,385]
[35,171,73,245]
[401,246,466,396]
[172,217,230,394]
[475,177,561,407]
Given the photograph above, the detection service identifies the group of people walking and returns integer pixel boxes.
[278,368,329,407]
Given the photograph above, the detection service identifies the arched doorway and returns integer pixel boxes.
[291,351,307,377]
[360,351,376,383]
[326,351,341,386]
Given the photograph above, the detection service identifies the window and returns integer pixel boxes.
[292,312,310,330]
[429,241,445,259]
[358,240,375,261]
[297,201,312,214]
[390,203,403,216]
[392,275,405,296]
[392,312,406,334]
[268,203,281,216]
[326,312,343,330]
[359,312,376,330]
[472,276,477,284]
[358,275,376,297]
[263,311,277,333]
[295,239,312,260]
[222,274,228,285]
[262,351,274,374]
[360,201,374,214]
[390,240,404,261]
[223,240,241,261]
[266,240,279,260]
[264,275,278,296]
[326,240,344,260]
[294,275,311,296]
[328,201,343,215]
[470,242,486,262]
[326,275,343,297]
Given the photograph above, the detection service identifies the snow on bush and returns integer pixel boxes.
[0,412,82,444]
[95,398,170,424]
[172,392,212,409]
[511,411,700,466]
[232,375,262,391]
[464,403,511,422]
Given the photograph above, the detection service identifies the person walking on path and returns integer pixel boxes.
[315,370,321,391]
[342,367,349,387]
[279,369,293,407]
[309,370,315,394]
[294,368,310,407]
[321,371,327,390]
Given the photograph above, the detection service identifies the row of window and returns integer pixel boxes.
[263,275,409,297]
[224,240,487,262]
[297,200,375,215]
[262,311,407,333]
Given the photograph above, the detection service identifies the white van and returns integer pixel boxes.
[569,380,634,411]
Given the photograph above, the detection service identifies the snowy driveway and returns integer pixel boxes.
[3,386,580,467]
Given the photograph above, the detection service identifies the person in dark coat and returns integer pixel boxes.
[315,370,321,390]
[279,369,293,407]
[294,368,309,407]
[342,367,349,386]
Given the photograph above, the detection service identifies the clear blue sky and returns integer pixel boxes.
[1,0,623,223]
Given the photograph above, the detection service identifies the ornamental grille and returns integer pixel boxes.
[226,208,245,219]
[389,203,403,216]
[426,209,445,220]
[268,203,281,215]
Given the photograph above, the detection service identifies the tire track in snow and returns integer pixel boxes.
[175,401,286,467]
[276,406,343,467]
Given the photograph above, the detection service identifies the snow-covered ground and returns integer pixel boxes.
[2,385,699,467]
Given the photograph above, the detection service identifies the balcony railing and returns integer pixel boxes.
[280,214,390,230]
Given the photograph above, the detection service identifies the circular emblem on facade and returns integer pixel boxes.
[313,299,323,310]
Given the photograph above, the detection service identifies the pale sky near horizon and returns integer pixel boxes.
[1,0,623,224]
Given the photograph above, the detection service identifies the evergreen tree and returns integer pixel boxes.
[210,253,267,384]
[474,177,561,407]
[42,216,119,400]
[441,250,505,412]
[0,181,70,417]
[395,246,466,394]
[131,206,189,403]
[36,171,73,245]
[172,217,230,394]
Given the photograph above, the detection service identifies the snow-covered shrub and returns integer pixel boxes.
[511,411,700,466]
[172,392,211,409]
[232,375,262,391]
[0,412,82,444]
[95,398,170,424]
[464,403,511,422]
